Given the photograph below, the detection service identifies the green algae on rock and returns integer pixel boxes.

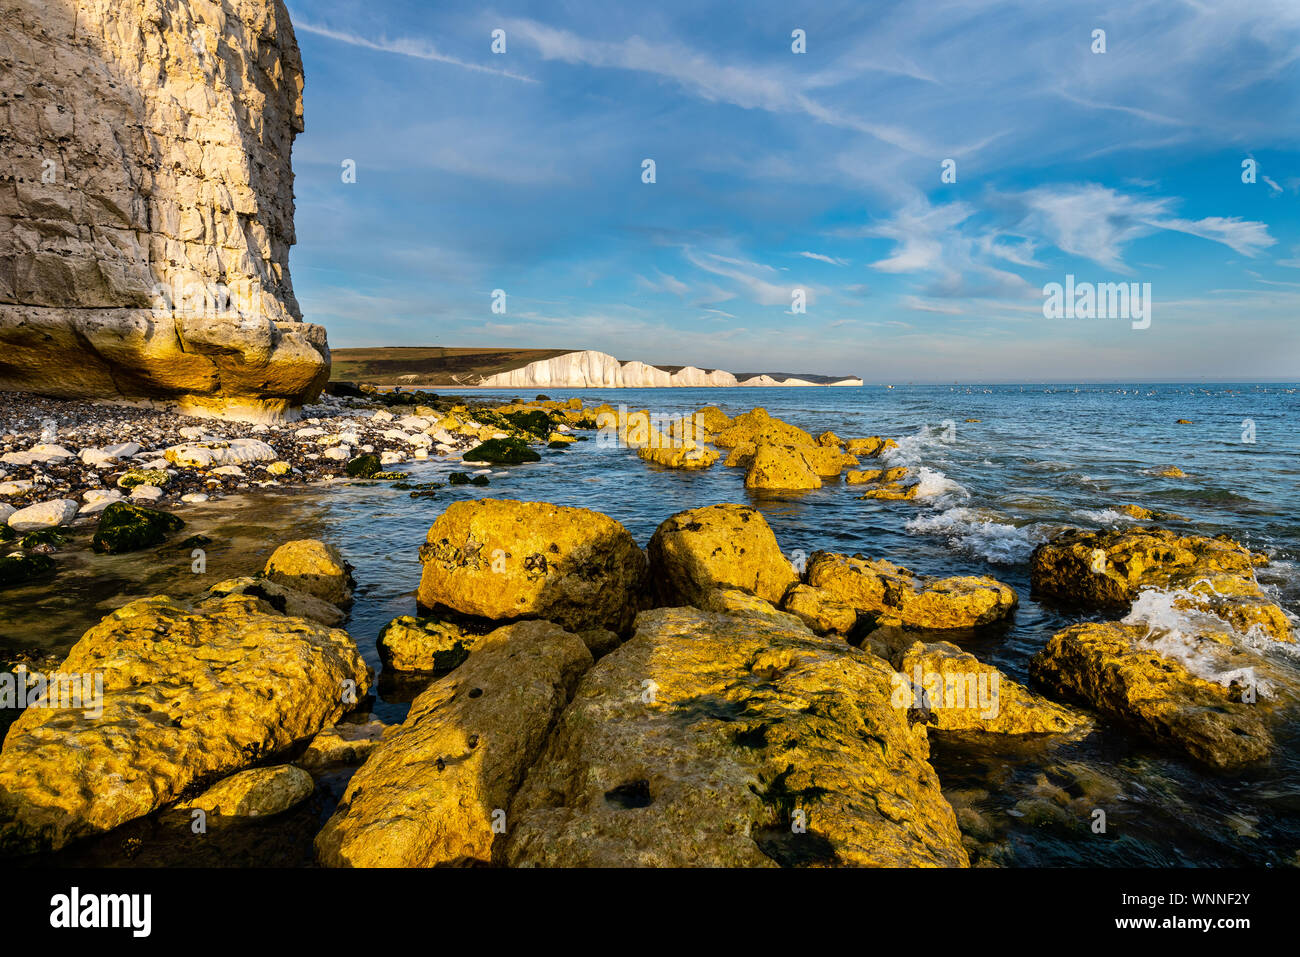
[463,438,541,465]
[90,501,185,554]
[378,615,478,672]
[0,553,55,588]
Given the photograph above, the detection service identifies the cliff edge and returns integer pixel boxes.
[0,0,328,422]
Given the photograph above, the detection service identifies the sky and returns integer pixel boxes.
[283,0,1300,382]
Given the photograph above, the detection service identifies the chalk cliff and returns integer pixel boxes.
[0,0,328,421]
[475,350,862,389]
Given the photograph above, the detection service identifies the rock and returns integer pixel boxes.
[7,499,78,532]
[129,485,164,502]
[417,499,646,633]
[116,468,169,489]
[323,446,350,462]
[178,765,314,818]
[850,466,919,500]
[0,595,369,854]
[315,621,592,867]
[723,442,756,468]
[91,501,184,554]
[805,551,1018,629]
[504,606,968,867]
[0,553,55,588]
[82,489,123,505]
[164,440,277,469]
[267,461,292,476]
[1176,419,1193,425]
[205,577,345,627]
[0,0,327,422]
[297,716,391,769]
[780,583,859,634]
[646,504,797,606]
[1029,528,1289,640]
[0,445,74,466]
[896,641,1092,735]
[264,539,354,607]
[378,616,478,672]
[0,504,13,524]
[845,436,897,457]
[1029,622,1271,772]
[744,445,823,490]
[0,481,33,495]
[181,493,210,504]
[379,451,405,466]
[463,438,541,465]
[1153,466,1186,478]
[637,442,720,469]
[713,408,815,449]
[817,431,844,447]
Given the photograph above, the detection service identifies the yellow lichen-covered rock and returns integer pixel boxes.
[1029,528,1289,640]
[694,406,733,434]
[504,607,969,867]
[647,504,797,606]
[796,444,850,479]
[315,621,592,867]
[1153,466,1187,478]
[816,431,844,447]
[846,466,909,485]
[637,442,719,469]
[780,583,859,634]
[0,595,370,854]
[0,0,328,422]
[698,587,810,630]
[744,444,823,490]
[547,432,577,445]
[714,408,815,449]
[297,715,392,769]
[267,460,292,476]
[1029,622,1272,772]
[417,499,647,633]
[377,615,479,672]
[845,436,898,457]
[896,641,1092,736]
[805,551,1017,629]
[263,539,354,606]
[724,442,757,468]
[178,765,314,818]
[204,576,345,627]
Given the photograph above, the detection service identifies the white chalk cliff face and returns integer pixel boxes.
[0,0,328,421]
[474,350,862,388]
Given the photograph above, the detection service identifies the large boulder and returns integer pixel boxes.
[647,504,797,606]
[263,539,354,607]
[504,607,968,867]
[713,408,814,450]
[1029,622,1272,772]
[806,551,1018,630]
[0,595,370,854]
[91,501,185,554]
[417,499,646,633]
[0,0,328,421]
[205,576,344,627]
[315,621,592,867]
[744,445,823,490]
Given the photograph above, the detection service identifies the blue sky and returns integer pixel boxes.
[284,0,1300,382]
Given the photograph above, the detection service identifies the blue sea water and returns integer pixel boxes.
[8,382,1300,866]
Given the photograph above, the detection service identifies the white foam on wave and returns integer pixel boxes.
[1071,507,1136,525]
[909,466,969,501]
[1120,584,1298,693]
[904,506,1048,564]
[882,425,947,469]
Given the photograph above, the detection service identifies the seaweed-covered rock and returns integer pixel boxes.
[0,595,370,854]
[896,641,1092,736]
[315,621,592,867]
[806,551,1017,630]
[345,453,381,478]
[1029,621,1272,771]
[504,606,968,867]
[91,502,185,554]
[263,539,354,607]
[0,553,55,588]
[116,469,169,490]
[647,504,797,606]
[417,499,646,633]
[378,615,478,672]
[463,438,541,465]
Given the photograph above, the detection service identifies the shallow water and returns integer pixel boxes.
[4,382,1299,866]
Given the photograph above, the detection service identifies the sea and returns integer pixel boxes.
[5,382,1299,866]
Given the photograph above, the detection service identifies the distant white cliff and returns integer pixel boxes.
[474,350,862,388]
